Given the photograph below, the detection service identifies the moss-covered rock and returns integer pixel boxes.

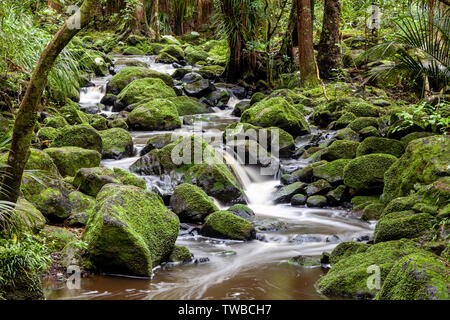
[381,135,449,204]
[169,183,218,223]
[240,97,310,136]
[99,128,134,160]
[330,112,357,130]
[356,137,405,158]
[109,118,128,129]
[359,126,380,139]
[130,135,245,204]
[122,46,145,55]
[316,239,429,299]
[334,127,359,141]
[305,179,332,196]
[313,159,352,184]
[306,195,327,207]
[375,252,449,300]
[13,198,46,233]
[185,46,209,65]
[89,115,108,131]
[400,131,435,145]
[0,148,60,177]
[73,167,146,197]
[272,182,307,203]
[59,101,89,125]
[382,196,417,216]
[348,117,379,132]
[161,45,184,60]
[32,187,71,221]
[326,185,348,204]
[200,211,255,240]
[44,147,101,177]
[84,184,179,276]
[329,242,370,265]
[373,211,434,243]
[343,154,398,192]
[197,65,224,79]
[361,202,385,221]
[168,246,193,263]
[128,98,181,131]
[50,124,103,153]
[321,140,359,161]
[107,67,174,94]
[117,78,176,106]
[281,161,327,184]
[168,96,208,116]
[155,51,179,64]
[40,225,76,251]
[227,204,255,221]
[44,116,69,128]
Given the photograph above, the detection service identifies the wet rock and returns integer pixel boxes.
[44,147,101,177]
[181,72,203,84]
[232,100,251,117]
[204,90,230,106]
[99,128,134,160]
[183,79,216,98]
[127,98,181,131]
[200,211,256,240]
[291,194,307,206]
[305,179,332,196]
[273,182,307,203]
[140,133,173,156]
[326,185,348,205]
[306,195,327,207]
[168,246,193,263]
[227,204,255,221]
[289,234,323,244]
[50,124,103,153]
[288,256,321,267]
[356,137,405,158]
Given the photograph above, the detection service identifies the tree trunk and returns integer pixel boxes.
[0,0,100,205]
[280,0,298,60]
[297,0,318,86]
[134,0,148,35]
[317,0,342,79]
[154,0,160,41]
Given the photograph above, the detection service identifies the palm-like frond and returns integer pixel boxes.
[363,4,450,93]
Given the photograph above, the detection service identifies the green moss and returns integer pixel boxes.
[317,239,428,298]
[240,97,310,136]
[40,225,76,252]
[374,211,434,243]
[198,65,224,78]
[109,118,128,129]
[359,126,380,139]
[381,135,450,204]
[400,132,435,145]
[356,137,405,158]
[117,78,176,106]
[361,202,385,221]
[343,154,398,191]
[13,198,46,233]
[44,116,69,128]
[59,101,89,125]
[329,242,370,265]
[334,127,359,141]
[169,183,218,222]
[348,117,379,132]
[107,67,174,94]
[168,96,208,116]
[313,159,352,184]
[382,196,417,217]
[69,191,96,213]
[155,52,179,64]
[375,252,449,300]
[128,98,181,131]
[122,46,145,55]
[160,45,184,60]
[0,148,60,178]
[201,211,255,240]
[44,147,101,177]
[84,184,179,276]
[331,112,357,129]
[185,46,209,65]
[99,128,133,159]
[306,195,328,207]
[168,246,193,263]
[89,115,108,131]
[250,92,266,106]
[50,124,103,153]
[322,140,359,161]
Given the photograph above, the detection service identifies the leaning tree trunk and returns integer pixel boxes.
[0,0,100,205]
[297,0,318,86]
[317,0,342,79]
[154,0,160,41]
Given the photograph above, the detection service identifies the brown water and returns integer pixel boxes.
[44,55,374,300]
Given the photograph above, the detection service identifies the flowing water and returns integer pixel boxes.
[43,55,374,300]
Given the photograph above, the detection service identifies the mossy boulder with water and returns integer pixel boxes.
[321,140,359,161]
[44,115,69,128]
[313,159,352,184]
[201,211,256,240]
[122,46,145,56]
[170,183,218,223]
[128,98,181,131]
[227,204,255,221]
[0,148,60,177]
[373,211,434,243]
[240,97,310,136]
[185,46,209,65]
[375,253,449,300]
[50,124,103,153]
[361,202,385,220]
[381,135,450,204]
[44,147,101,177]
[117,78,176,106]
[161,45,185,60]
[356,137,405,158]
[343,154,398,192]
[107,67,174,94]
[155,52,179,64]
[316,239,430,299]
[272,182,307,203]
[59,100,89,125]
[84,184,179,276]
[99,128,134,160]
[348,117,379,132]
[73,167,146,197]
[130,135,245,204]
[168,246,193,263]
[168,96,208,116]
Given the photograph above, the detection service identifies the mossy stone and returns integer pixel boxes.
[313,159,352,184]
[321,140,359,161]
[117,78,176,106]
[168,246,193,263]
[44,147,101,177]
[107,67,174,94]
[201,211,256,240]
[99,128,134,160]
[128,98,181,131]
[356,137,405,158]
[50,124,103,153]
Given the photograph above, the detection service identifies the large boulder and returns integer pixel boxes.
[170,183,218,223]
[107,67,174,94]
[84,184,179,276]
[381,135,450,204]
[375,253,449,300]
[130,135,245,204]
[272,182,307,204]
[44,147,101,177]
[316,239,431,299]
[0,148,60,177]
[59,101,89,125]
[321,140,359,161]
[99,128,134,160]
[183,79,215,98]
[356,137,405,158]
[168,96,208,116]
[50,124,103,153]
[127,99,181,131]
[373,211,434,243]
[13,198,46,233]
[343,154,398,192]
[313,159,352,184]
[241,97,310,136]
[73,167,146,197]
[116,78,176,106]
[200,211,256,240]
[160,45,184,60]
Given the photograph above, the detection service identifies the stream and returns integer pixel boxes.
[44,54,374,300]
